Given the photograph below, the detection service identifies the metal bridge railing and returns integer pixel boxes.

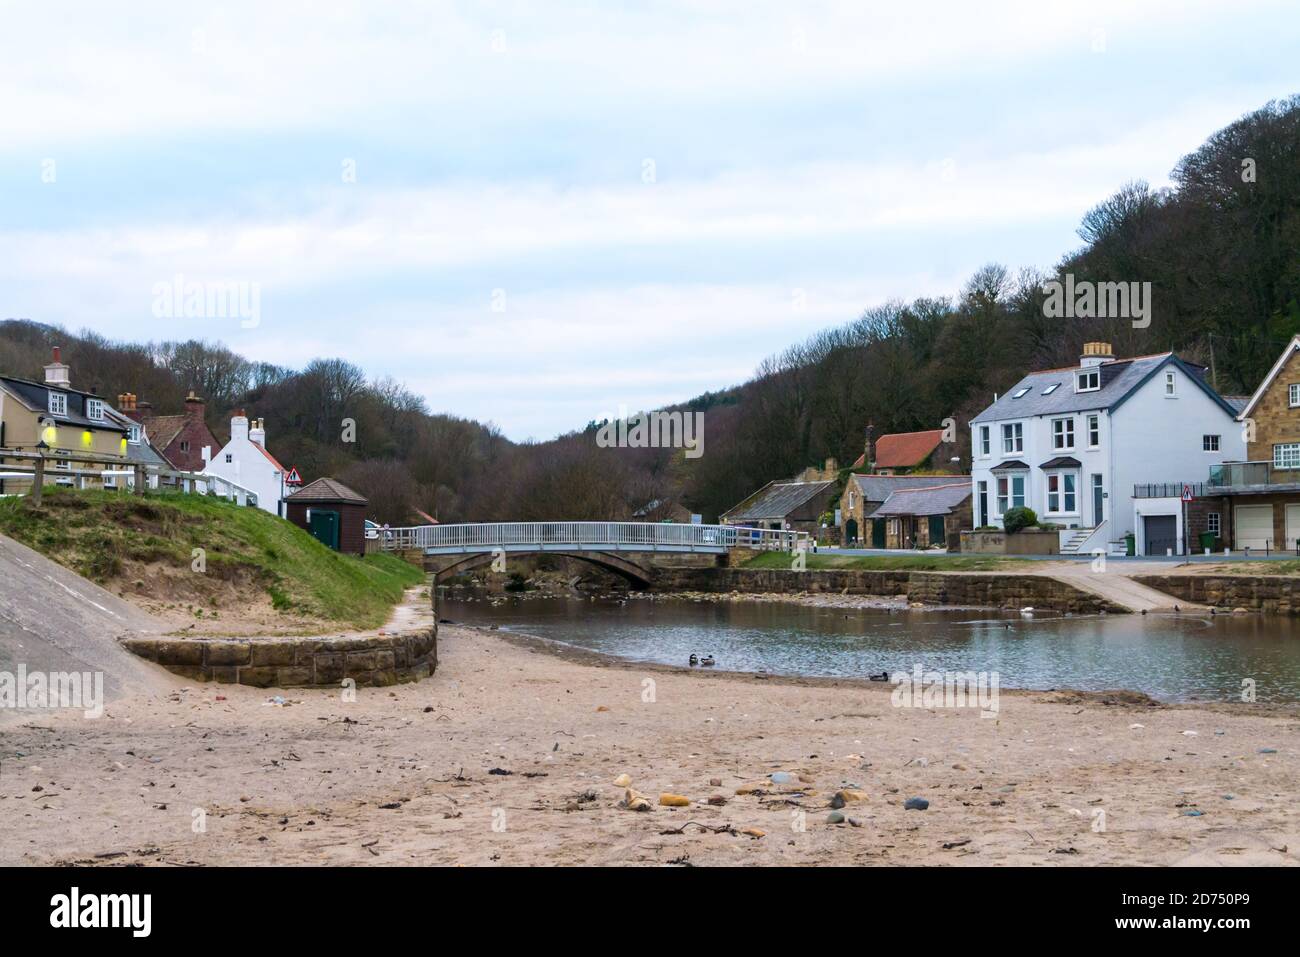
[374,521,806,553]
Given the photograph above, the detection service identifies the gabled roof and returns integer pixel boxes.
[970,353,1240,423]
[1238,335,1300,420]
[849,472,968,503]
[868,483,971,518]
[723,480,833,521]
[142,414,189,450]
[872,429,946,468]
[0,375,127,433]
[285,477,368,504]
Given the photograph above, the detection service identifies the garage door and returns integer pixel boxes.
[1286,505,1300,553]
[1143,515,1177,555]
[1234,505,1273,550]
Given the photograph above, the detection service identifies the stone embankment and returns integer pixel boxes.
[122,627,437,687]
[1133,574,1300,615]
[652,568,1125,614]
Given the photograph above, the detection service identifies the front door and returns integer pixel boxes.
[927,515,946,547]
[1091,474,1104,526]
[871,518,886,548]
[845,518,858,545]
[976,481,988,527]
[309,509,341,551]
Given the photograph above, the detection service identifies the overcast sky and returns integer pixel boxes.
[1,1,1296,439]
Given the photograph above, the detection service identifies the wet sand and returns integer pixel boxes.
[1,603,1297,866]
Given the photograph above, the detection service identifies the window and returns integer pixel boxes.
[225,453,233,464]
[1046,472,1078,514]
[1012,387,1030,399]
[1206,512,1221,535]
[1052,417,1075,450]
[180,441,190,453]
[1076,370,1099,392]
[979,425,990,456]
[1203,434,1220,453]
[1164,371,1177,397]
[1002,422,1023,454]
[997,474,1026,514]
[86,398,104,421]
[1087,414,1100,448]
[1041,383,1059,395]
[128,424,141,444]
[1290,384,1300,408]
[47,391,67,416]
[848,491,855,510]
[1276,443,1300,470]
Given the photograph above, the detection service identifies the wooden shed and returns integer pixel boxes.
[285,478,369,556]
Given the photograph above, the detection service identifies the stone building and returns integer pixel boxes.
[868,482,973,550]
[839,473,970,546]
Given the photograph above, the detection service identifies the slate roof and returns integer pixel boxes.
[723,480,833,521]
[103,407,170,467]
[0,375,127,433]
[991,460,1029,472]
[1039,456,1081,469]
[849,473,968,503]
[969,353,1239,423]
[868,483,972,518]
[284,477,368,504]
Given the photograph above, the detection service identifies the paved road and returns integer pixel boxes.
[0,533,173,719]
[822,546,1300,563]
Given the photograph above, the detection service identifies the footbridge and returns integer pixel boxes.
[373,521,805,587]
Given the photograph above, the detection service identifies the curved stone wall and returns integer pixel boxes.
[122,626,437,687]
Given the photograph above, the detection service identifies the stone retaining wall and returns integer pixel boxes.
[653,567,1123,613]
[1133,574,1300,615]
[122,627,437,687]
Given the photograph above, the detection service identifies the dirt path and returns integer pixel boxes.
[2,610,1296,866]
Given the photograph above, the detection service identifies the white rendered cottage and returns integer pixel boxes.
[969,342,1245,554]
[202,411,289,516]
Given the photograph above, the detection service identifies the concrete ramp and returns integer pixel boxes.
[0,533,175,714]
[1045,567,1210,613]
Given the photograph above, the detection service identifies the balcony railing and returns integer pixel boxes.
[1208,461,1275,488]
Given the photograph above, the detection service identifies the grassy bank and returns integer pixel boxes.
[0,487,424,628]
[741,551,1023,572]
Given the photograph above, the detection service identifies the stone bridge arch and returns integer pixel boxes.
[429,550,656,588]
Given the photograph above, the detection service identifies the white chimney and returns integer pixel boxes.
[230,409,249,443]
[249,418,266,448]
[44,346,70,387]
[1080,341,1116,368]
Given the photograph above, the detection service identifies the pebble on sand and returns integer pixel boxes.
[659,793,691,807]
[904,797,930,811]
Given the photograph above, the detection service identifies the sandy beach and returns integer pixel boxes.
[2,596,1297,867]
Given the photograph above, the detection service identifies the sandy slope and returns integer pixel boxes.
[1,602,1296,866]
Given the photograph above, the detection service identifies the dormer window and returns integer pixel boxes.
[128,424,142,444]
[47,391,68,416]
[86,398,104,421]
[1076,369,1100,392]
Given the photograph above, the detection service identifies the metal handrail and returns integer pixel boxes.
[376,521,806,552]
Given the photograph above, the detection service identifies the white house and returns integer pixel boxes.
[969,342,1245,555]
[202,411,289,516]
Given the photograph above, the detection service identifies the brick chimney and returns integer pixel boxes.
[44,346,70,387]
[184,391,205,421]
[116,392,144,422]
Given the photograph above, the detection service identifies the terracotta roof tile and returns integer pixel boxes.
[872,430,945,468]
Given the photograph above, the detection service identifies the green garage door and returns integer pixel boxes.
[871,519,886,548]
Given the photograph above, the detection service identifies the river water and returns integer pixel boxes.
[441,595,1300,703]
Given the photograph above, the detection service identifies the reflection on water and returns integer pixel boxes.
[441,595,1300,702]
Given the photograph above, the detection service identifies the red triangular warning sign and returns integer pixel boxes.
[286,467,303,486]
